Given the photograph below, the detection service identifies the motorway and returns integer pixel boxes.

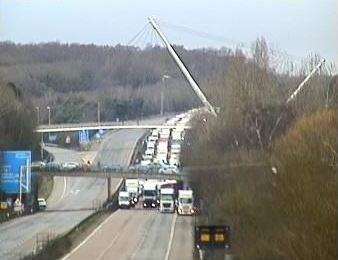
[63,210,193,260]
[0,114,194,259]
[0,144,117,259]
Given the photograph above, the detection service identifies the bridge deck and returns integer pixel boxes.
[35,170,187,180]
[36,122,190,133]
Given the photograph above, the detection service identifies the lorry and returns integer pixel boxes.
[143,181,159,208]
[37,198,47,211]
[125,179,140,204]
[118,191,132,209]
[160,188,175,213]
[177,190,194,215]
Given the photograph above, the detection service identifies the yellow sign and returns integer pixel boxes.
[200,233,210,242]
[214,233,225,242]
[0,202,8,210]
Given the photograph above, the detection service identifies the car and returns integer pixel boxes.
[159,165,179,174]
[44,161,62,171]
[103,164,123,172]
[140,160,152,166]
[129,164,150,174]
[31,161,46,170]
[62,162,80,171]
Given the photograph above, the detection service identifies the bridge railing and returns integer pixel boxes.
[32,164,187,180]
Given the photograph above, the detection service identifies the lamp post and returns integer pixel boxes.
[35,107,40,125]
[46,106,51,126]
[46,106,51,143]
[161,75,170,116]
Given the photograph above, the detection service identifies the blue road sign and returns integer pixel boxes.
[0,151,31,194]
[79,130,89,144]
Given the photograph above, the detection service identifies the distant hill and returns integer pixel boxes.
[0,42,232,123]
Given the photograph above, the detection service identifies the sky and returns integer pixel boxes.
[0,0,337,67]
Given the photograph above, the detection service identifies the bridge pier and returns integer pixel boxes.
[107,176,112,200]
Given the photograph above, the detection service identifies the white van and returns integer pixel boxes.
[118,191,131,209]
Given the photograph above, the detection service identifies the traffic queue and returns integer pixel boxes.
[118,178,195,215]
[118,111,196,215]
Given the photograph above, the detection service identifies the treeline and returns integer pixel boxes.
[0,82,38,150]
[0,42,233,123]
[182,39,337,259]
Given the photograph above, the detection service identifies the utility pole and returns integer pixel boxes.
[148,16,217,117]
[161,75,170,116]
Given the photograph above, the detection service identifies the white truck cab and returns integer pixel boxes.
[125,179,140,204]
[118,191,131,209]
[177,190,194,215]
[160,188,175,213]
[37,198,47,211]
[143,181,158,208]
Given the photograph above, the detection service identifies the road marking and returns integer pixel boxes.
[61,179,123,260]
[54,176,67,205]
[96,231,121,260]
[61,213,116,260]
[61,177,67,200]
[164,213,177,260]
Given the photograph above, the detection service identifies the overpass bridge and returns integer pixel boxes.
[35,121,191,133]
[35,168,187,180]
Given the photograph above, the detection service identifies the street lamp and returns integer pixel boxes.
[35,106,40,125]
[161,75,170,116]
[46,106,51,125]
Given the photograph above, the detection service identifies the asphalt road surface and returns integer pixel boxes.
[0,115,168,260]
[63,208,194,260]
[0,114,194,260]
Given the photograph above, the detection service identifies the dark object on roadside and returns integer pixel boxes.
[195,225,231,250]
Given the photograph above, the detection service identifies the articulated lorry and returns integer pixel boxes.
[143,181,159,208]
[177,189,194,215]
[125,179,140,204]
[118,191,131,209]
[159,188,175,213]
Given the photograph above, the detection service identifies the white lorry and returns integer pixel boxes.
[118,191,131,209]
[160,188,175,213]
[37,198,47,211]
[143,181,159,208]
[177,190,194,215]
[125,179,140,204]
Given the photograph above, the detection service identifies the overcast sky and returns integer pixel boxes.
[1,0,337,66]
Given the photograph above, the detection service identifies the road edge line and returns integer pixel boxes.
[61,178,123,260]
[164,213,178,260]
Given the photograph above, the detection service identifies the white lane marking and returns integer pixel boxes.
[54,176,67,205]
[69,189,80,195]
[97,231,121,260]
[61,177,67,200]
[61,213,115,260]
[62,179,123,260]
[164,213,178,260]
